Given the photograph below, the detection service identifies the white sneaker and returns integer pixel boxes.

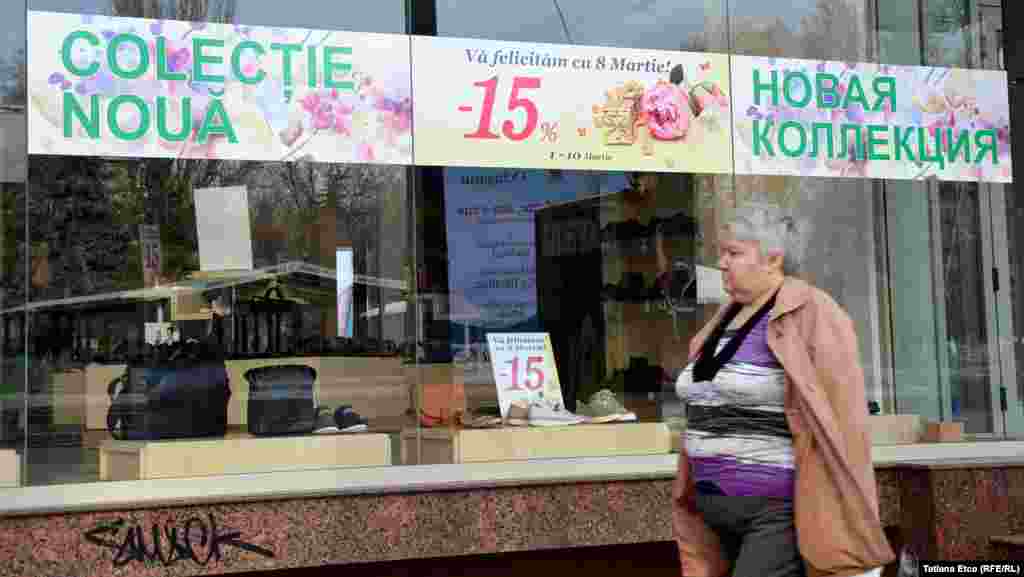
[527,400,587,427]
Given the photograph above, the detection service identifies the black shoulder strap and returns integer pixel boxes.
[692,290,778,382]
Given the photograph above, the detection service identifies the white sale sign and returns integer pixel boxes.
[486,332,564,417]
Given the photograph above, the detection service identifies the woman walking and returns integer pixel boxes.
[672,202,894,577]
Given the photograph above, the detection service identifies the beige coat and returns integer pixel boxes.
[672,277,895,577]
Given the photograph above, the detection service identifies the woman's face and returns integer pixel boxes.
[717,232,781,303]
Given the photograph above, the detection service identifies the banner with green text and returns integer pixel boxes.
[25,11,1015,184]
[412,35,733,174]
[731,55,1012,183]
[27,11,412,164]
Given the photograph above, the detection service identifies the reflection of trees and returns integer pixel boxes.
[10,0,406,305]
[247,161,404,272]
[111,0,237,22]
[684,0,868,60]
[22,155,403,300]
[0,48,25,107]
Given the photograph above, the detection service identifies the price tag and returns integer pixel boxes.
[486,333,564,417]
[412,35,732,174]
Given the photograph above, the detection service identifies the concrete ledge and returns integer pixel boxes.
[0,453,679,517]
[4,439,1024,518]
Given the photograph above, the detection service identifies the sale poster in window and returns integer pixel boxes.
[443,167,626,361]
[412,35,732,173]
[486,332,564,417]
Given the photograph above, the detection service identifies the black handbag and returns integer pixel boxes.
[106,340,231,441]
[244,364,317,436]
[234,286,302,357]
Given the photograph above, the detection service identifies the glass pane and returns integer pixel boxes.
[437,0,728,51]
[728,0,872,60]
[0,0,25,108]
[21,0,410,485]
[938,182,994,433]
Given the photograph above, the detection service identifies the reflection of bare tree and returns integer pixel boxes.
[246,162,404,272]
[111,0,237,22]
[0,49,25,107]
[684,0,868,60]
[799,0,866,60]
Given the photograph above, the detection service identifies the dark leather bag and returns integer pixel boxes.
[244,364,317,436]
[107,340,231,441]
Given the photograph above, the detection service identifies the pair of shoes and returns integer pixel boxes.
[578,389,637,423]
[462,413,503,428]
[313,405,368,434]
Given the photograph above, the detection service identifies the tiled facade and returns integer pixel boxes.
[3,462,1023,577]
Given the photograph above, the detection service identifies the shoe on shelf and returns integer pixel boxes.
[504,401,530,426]
[313,405,368,434]
[314,406,341,434]
[334,406,369,433]
[580,389,637,423]
[527,400,587,427]
[463,413,503,428]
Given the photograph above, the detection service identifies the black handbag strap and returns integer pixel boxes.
[692,290,778,383]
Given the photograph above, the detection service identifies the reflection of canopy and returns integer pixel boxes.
[0,261,407,314]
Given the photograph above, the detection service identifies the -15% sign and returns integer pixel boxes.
[459,76,559,143]
[502,355,546,392]
[486,333,565,416]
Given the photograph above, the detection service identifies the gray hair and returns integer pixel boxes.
[722,202,807,276]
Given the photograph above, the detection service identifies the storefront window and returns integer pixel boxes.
[0,0,1017,491]
[13,0,413,485]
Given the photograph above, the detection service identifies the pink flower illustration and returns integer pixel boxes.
[690,82,729,117]
[301,93,333,130]
[279,119,303,147]
[300,90,359,136]
[357,142,375,162]
[376,96,412,145]
[334,107,353,136]
[641,81,691,141]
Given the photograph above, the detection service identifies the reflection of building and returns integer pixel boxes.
[0,261,407,362]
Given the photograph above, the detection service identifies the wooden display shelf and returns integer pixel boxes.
[400,422,671,465]
[0,450,18,487]
[99,432,391,481]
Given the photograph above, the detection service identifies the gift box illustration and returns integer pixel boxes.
[592,63,729,153]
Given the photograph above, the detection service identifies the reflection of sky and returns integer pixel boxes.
[0,1,975,99]
[435,0,823,49]
[5,0,855,60]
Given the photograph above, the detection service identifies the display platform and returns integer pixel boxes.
[401,422,671,465]
[99,432,392,481]
[84,356,410,430]
[0,450,17,487]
